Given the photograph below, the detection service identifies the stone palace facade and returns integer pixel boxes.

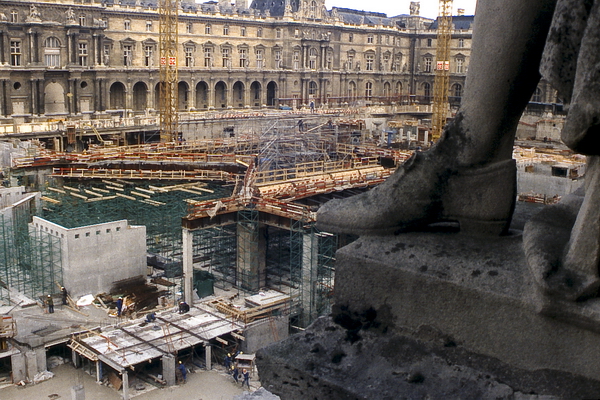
[0,0,557,124]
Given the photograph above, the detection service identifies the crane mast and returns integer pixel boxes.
[159,0,179,143]
[431,0,453,142]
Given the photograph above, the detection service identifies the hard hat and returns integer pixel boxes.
[61,287,64,290]
[179,361,182,364]
[47,294,51,297]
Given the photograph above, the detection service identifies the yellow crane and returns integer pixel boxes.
[159,0,179,143]
[431,0,453,142]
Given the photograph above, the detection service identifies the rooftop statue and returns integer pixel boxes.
[317,0,600,302]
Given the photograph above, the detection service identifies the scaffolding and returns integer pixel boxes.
[0,196,62,303]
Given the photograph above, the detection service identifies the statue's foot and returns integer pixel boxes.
[524,156,600,301]
[316,152,516,236]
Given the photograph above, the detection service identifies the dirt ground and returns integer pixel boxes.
[0,362,260,400]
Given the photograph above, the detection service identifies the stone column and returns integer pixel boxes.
[0,79,6,116]
[182,228,194,306]
[35,347,46,373]
[0,31,5,64]
[162,354,176,386]
[208,78,215,109]
[244,79,251,108]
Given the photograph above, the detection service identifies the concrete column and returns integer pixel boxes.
[121,370,129,400]
[182,228,194,306]
[11,353,26,382]
[205,344,212,370]
[236,222,266,291]
[244,80,251,108]
[35,346,46,373]
[72,349,80,368]
[302,233,319,326]
[162,354,176,386]
[25,351,37,381]
[71,384,85,400]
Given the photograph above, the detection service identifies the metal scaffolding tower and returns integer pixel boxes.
[431,0,454,141]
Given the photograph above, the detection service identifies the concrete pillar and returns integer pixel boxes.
[25,351,37,381]
[72,349,80,368]
[35,347,46,373]
[182,228,194,306]
[11,353,26,382]
[71,384,85,400]
[236,222,266,291]
[205,344,211,370]
[302,233,319,326]
[162,354,176,386]
[121,370,129,400]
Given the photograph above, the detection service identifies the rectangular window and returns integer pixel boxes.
[294,29,299,38]
[274,50,281,68]
[424,57,432,73]
[103,44,110,65]
[145,45,153,66]
[204,47,212,67]
[186,22,193,34]
[241,27,246,37]
[367,35,373,44]
[349,33,353,43]
[123,45,132,66]
[146,20,152,32]
[10,11,18,23]
[458,38,465,48]
[257,28,263,37]
[185,47,193,67]
[10,40,21,66]
[293,50,299,70]
[276,28,281,39]
[347,55,353,70]
[366,54,374,71]
[256,49,263,69]
[124,20,131,31]
[222,48,230,67]
[239,48,247,67]
[223,25,229,35]
[205,24,211,34]
[79,15,86,26]
[456,58,464,73]
[78,42,88,66]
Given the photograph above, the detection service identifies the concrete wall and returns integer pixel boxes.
[243,316,289,354]
[517,170,584,197]
[31,217,146,297]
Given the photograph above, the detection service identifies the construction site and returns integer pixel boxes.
[0,0,587,398]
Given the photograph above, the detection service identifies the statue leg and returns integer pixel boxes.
[317,0,558,235]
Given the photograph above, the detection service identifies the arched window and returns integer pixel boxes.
[348,81,357,100]
[365,82,373,100]
[309,48,318,69]
[383,82,391,99]
[453,83,463,98]
[309,81,318,96]
[310,1,317,18]
[423,82,431,99]
[44,37,61,67]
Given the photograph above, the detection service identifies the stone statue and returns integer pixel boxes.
[26,4,42,22]
[409,1,420,16]
[66,7,76,24]
[317,0,600,301]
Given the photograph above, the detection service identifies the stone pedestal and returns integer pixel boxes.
[257,227,600,398]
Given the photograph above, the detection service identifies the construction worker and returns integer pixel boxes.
[242,368,250,389]
[232,366,239,383]
[116,297,123,317]
[46,295,54,314]
[178,301,190,314]
[61,286,68,306]
[224,353,231,371]
[177,360,187,383]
